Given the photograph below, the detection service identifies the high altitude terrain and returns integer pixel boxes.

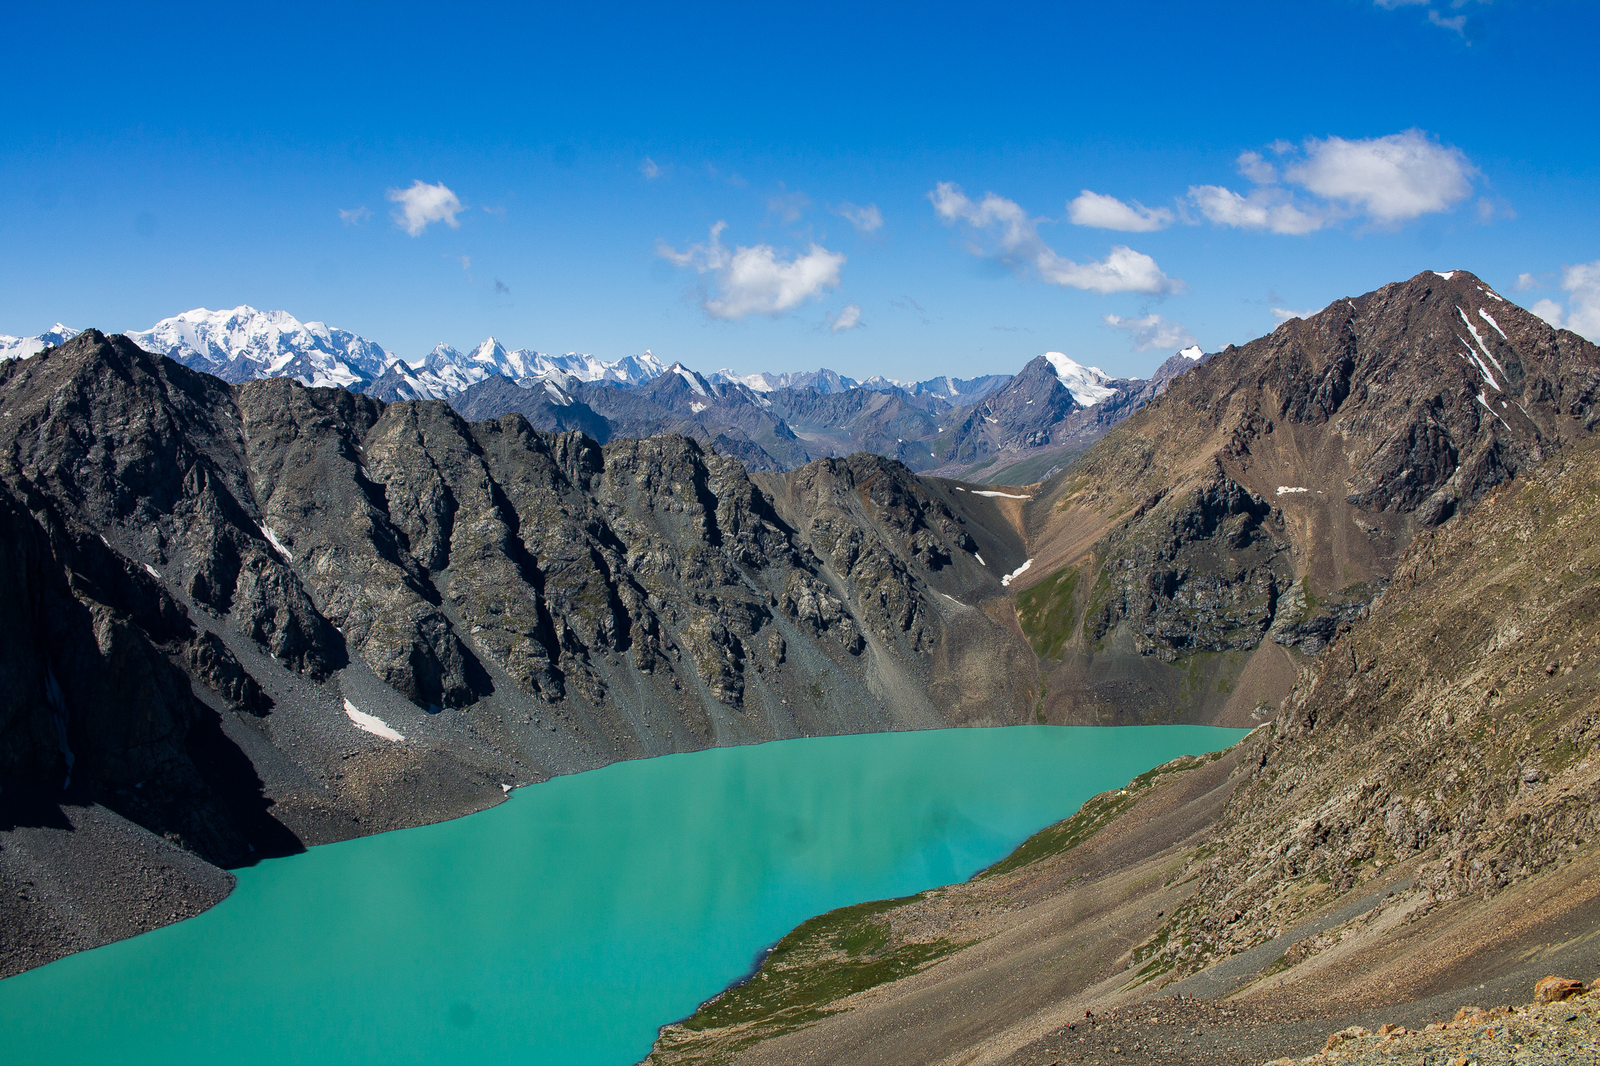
[0,329,1037,975]
[3,306,1182,482]
[644,269,1600,1065]
[6,268,1600,1066]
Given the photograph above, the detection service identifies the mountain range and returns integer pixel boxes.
[8,269,1600,1063]
[1,306,1181,482]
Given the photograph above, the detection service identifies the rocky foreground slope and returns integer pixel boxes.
[0,331,1038,976]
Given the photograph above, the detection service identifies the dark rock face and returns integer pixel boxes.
[0,330,1037,975]
[1022,271,1600,726]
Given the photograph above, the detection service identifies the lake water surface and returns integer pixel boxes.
[0,725,1246,1065]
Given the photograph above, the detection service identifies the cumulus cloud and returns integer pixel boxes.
[1526,261,1600,341]
[339,205,371,225]
[1235,151,1278,184]
[1558,262,1600,340]
[1286,130,1474,223]
[834,201,884,234]
[1067,190,1172,232]
[1271,305,1324,323]
[830,303,863,333]
[387,180,464,236]
[659,222,845,319]
[1103,312,1198,352]
[1531,299,1566,329]
[1188,185,1325,235]
[1191,129,1478,235]
[640,157,661,179]
[930,183,1186,295]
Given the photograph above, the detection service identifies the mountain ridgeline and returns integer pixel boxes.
[640,276,1600,1066]
[1014,270,1600,726]
[0,330,1039,975]
[6,264,1600,1036]
[6,305,1186,484]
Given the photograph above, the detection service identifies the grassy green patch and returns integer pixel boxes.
[676,894,965,1041]
[1016,565,1082,659]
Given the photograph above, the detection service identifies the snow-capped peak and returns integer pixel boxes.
[1,323,80,361]
[669,362,712,397]
[126,306,395,389]
[1179,344,1203,361]
[1041,352,1117,407]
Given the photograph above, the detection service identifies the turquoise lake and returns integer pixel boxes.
[0,725,1246,1065]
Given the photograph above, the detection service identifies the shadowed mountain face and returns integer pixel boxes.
[1016,270,1600,727]
[0,331,1036,975]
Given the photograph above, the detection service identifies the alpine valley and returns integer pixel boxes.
[6,269,1600,1064]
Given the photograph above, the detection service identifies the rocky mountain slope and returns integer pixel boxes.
[641,270,1600,1066]
[0,330,1038,976]
[647,416,1600,1066]
[1014,269,1600,728]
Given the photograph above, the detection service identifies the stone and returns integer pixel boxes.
[1535,976,1585,1004]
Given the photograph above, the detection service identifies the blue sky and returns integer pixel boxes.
[3,0,1597,382]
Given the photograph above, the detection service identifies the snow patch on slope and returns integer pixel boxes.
[343,699,404,742]
[1001,559,1033,587]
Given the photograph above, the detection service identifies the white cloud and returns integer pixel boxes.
[1192,129,1478,235]
[1286,130,1474,223]
[1066,190,1172,232]
[1103,312,1198,352]
[339,205,371,225]
[659,222,845,319]
[1271,305,1323,323]
[1515,272,1541,291]
[1188,185,1325,235]
[1373,0,1428,7]
[1560,261,1600,341]
[1235,151,1278,184]
[830,303,863,333]
[1531,299,1565,329]
[387,180,464,236]
[834,201,884,234]
[930,183,1186,295]
[640,157,661,179]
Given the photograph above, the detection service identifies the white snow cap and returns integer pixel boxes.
[1042,352,1117,407]
[670,363,710,397]
[0,324,80,362]
[1179,345,1203,361]
[126,306,397,389]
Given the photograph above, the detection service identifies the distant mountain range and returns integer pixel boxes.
[1,306,1203,482]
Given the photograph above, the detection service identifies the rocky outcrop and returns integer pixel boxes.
[1019,270,1600,726]
[0,330,1038,975]
[1129,425,1600,984]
